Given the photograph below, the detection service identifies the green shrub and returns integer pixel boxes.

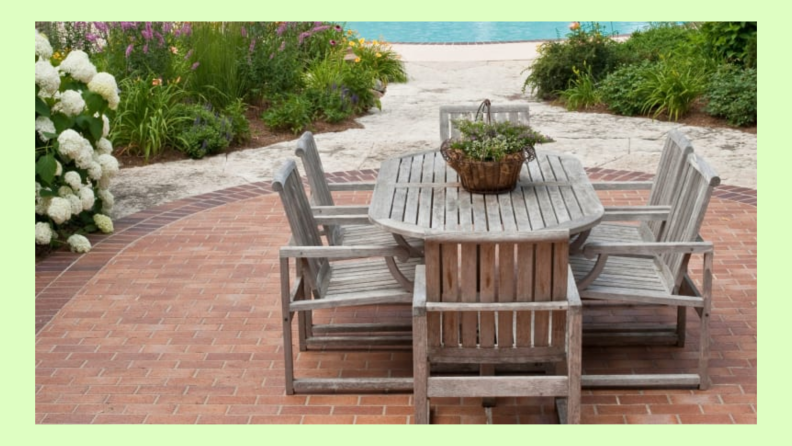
[351,37,408,83]
[183,22,249,109]
[637,58,706,121]
[304,58,354,122]
[618,23,698,63]
[262,94,314,134]
[704,66,757,126]
[598,61,653,116]
[222,98,251,144]
[523,22,624,100]
[112,76,191,160]
[558,64,601,110]
[175,103,233,159]
[700,21,757,66]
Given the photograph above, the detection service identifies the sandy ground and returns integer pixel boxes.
[111,42,757,219]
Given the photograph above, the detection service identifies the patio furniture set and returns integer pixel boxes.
[273,105,718,424]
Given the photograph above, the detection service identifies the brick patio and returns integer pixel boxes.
[35,168,757,424]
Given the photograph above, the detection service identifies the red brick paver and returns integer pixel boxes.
[35,169,757,424]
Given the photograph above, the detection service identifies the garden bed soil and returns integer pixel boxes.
[116,105,364,169]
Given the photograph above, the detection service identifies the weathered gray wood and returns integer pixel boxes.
[280,245,409,260]
[591,181,654,191]
[312,323,412,333]
[293,378,414,393]
[427,376,569,398]
[305,335,412,347]
[311,205,369,215]
[439,103,530,141]
[326,182,376,191]
[582,374,700,388]
[425,301,570,312]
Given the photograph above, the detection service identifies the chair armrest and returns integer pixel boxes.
[312,205,369,215]
[280,245,409,261]
[582,241,714,259]
[314,215,372,225]
[601,205,671,222]
[327,181,376,192]
[566,266,582,308]
[591,181,654,191]
[412,266,427,317]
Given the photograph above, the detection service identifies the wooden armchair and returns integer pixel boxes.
[572,152,719,389]
[412,231,582,424]
[295,132,421,255]
[274,160,420,394]
[439,103,530,141]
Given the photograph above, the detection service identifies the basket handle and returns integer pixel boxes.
[475,99,492,125]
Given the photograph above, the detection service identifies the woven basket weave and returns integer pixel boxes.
[440,99,535,194]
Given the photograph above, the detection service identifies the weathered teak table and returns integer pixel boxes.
[369,150,604,241]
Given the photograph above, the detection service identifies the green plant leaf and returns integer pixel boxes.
[36,154,58,185]
[83,91,106,114]
[76,115,104,141]
[39,188,58,198]
[36,97,50,117]
[83,224,97,233]
[51,113,74,134]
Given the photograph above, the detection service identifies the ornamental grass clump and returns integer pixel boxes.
[35,30,120,256]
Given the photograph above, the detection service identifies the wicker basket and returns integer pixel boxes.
[440,99,536,194]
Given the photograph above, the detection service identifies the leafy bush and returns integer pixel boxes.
[598,61,653,116]
[617,23,697,64]
[35,30,120,254]
[637,58,706,121]
[111,76,191,160]
[559,64,601,110]
[183,22,249,109]
[304,58,355,122]
[350,36,408,83]
[700,21,757,66]
[222,98,251,144]
[448,119,553,162]
[523,22,624,100]
[262,94,314,134]
[175,104,234,159]
[704,66,757,126]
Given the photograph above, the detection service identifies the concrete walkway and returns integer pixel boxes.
[110,42,757,219]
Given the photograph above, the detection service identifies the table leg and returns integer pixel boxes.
[569,229,591,255]
[393,233,424,257]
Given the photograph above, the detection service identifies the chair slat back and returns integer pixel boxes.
[424,231,569,357]
[294,132,344,245]
[657,153,720,288]
[273,159,331,293]
[645,130,695,239]
[439,104,530,141]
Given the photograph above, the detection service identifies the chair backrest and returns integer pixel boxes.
[294,131,344,246]
[645,130,695,239]
[439,104,530,141]
[272,159,330,292]
[657,153,720,288]
[423,230,570,362]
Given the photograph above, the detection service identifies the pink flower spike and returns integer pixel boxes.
[125,44,134,58]
[191,62,200,71]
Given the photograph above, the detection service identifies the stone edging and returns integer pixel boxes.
[34,168,755,333]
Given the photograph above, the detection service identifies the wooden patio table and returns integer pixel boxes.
[369,150,604,247]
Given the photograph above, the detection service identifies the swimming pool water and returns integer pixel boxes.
[343,21,652,43]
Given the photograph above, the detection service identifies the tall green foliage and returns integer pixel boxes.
[700,22,757,66]
[183,22,249,109]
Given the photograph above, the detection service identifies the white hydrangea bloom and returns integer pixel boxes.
[55,160,62,176]
[80,186,95,211]
[58,50,97,84]
[35,60,60,98]
[102,114,110,137]
[87,72,119,110]
[86,161,103,180]
[52,90,86,117]
[36,197,51,215]
[35,116,56,142]
[68,194,83,215]
[35,31,53,60]
[74,143,95,169]
[98,189,114,212]
[97,154,119,178]
[93,214,114,234]
[96,137,113,155]
[47,197,72,224]
[36,181,41,197]
[57,129,88,160]
[67,234,91,253]
[63,171,82,191]
[58,185,74,197]
[35,222,53,245]
[97,176,111,190]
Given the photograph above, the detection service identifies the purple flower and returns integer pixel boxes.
[85,33,97,42]
[312,25,330,33]
[298,31,311,44]
[249,39,256,53]
[125,44,134,58]
[143,44,149,54]
[93,22,108,33]
[314,21,323,26]
[120,22,135,31]
[276,22,288,36]
[191,62,200,71]
[269,53,274,60]
[184,49,193,60]
[334,25,342,32]
[163,22,172,33]
[141,30,152,40]
[329,40,336,46]
[182,22,192,36]
[155,31,165,46]
[241,26,247,38]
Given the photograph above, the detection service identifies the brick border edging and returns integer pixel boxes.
[34,168,756,333]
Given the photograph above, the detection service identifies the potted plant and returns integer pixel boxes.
[441,99,554,194]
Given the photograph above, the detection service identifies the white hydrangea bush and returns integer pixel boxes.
[35,30,120,254]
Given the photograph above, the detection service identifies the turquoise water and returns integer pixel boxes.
[344,21,652,43]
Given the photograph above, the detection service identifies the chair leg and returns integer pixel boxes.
[413,314,430,424]
[567,306,582,424]
[282,310,295,395]
[480,364,496,408]
[698,252,713,390]
[298,311,311,352]
[676,306,687,347]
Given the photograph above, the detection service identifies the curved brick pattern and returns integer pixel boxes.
[35,169,756,424]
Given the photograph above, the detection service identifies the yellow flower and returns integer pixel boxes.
[372,40,379,46]
[375,52,381,58]
[53,52,62,60]
[151,78,162,86]
[358,38,365,44]
[347,30,354,35]
[349,41,356,47]
[354,57,361,63]
[170,46,178,54]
